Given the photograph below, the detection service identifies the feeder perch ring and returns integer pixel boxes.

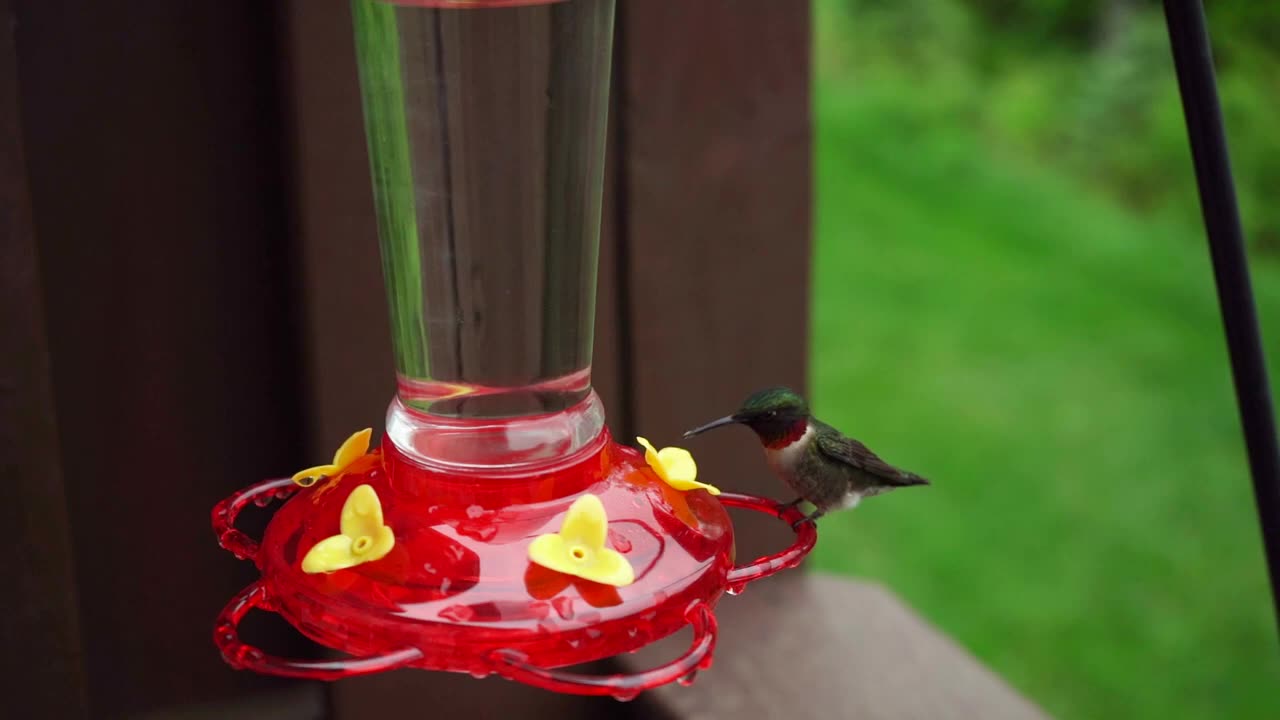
[487,602,717,699]
[215,581,424,681]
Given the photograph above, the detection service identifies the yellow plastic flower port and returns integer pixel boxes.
[301,484,395,574]
[292,428,372,487]
[528,495,635,587]
[636,436,720,495]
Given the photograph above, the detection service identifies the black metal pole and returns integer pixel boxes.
[1162,0,1280,631]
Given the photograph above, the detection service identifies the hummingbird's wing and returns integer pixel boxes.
[812,421,929,487]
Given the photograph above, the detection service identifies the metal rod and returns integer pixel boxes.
[1162,0,1280,630]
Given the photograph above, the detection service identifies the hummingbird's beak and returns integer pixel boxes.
[682,414,741,439]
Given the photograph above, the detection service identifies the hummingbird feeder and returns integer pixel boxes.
[211,0,815,699]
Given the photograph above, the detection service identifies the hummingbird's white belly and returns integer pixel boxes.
[838,491,863,509]
[764,423,862,512]
[764,423,814,484]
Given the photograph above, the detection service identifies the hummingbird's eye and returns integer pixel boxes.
[768,410,777,418]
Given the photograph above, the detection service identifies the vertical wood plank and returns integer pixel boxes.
[15,0,314,714]
[0,1,88,715]
[618,0,812,556]
[280,0,397,451]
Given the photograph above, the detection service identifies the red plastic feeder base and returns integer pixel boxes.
[212,431,815,698]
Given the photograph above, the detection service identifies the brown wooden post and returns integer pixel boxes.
[11,0,320,715]
[615,0,813,561]
[1,1,88,715]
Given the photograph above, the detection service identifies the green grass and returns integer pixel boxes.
[809,64,1280,720]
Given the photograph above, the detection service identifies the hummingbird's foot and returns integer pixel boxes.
[790,510,824,531]
[779,497,805,512]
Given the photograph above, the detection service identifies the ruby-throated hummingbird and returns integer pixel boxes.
[684,387,929,527]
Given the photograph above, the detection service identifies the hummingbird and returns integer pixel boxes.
[683,387,929,527]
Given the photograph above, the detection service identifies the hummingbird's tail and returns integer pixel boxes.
[890,470,929,488]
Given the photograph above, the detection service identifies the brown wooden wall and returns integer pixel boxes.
[8,0,313,717]
[2,1,87,716]
[4,0,809,717]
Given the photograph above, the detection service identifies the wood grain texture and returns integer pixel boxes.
[279,0,397,450]
[0,1,88,715]
[14,0,313,714]
[626,574,1050,720]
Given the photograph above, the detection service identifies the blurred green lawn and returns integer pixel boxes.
[808,6,1280,719]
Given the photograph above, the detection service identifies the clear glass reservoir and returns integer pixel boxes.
[352,0,615,471]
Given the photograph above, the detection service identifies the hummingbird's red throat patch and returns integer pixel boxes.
[762,420,807,449]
